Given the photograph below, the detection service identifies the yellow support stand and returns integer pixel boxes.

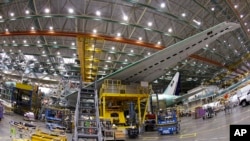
[76,36,103,82]
[99,79,150,129]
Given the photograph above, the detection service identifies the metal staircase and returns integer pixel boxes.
[74,87,103,141]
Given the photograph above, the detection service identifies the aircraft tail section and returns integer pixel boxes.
[163,72,180,96]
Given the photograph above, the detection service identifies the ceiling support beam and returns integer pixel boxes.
[0,30,225,69]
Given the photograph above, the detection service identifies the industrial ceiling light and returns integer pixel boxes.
[157,41,161,45]
[71,42,75,46]
[44,8,50,13]
[117,32,121,37]
[93,29,97,33]
[31,26,35,30]
[68,8,74,14]
[147,22,152,27]
[23,40,27,43]
[138,37,142,41]
[123,15,128,21]
[96,10,101,16]
[10,12,14,17]
[111,46,115,50]
[240,14,244,18]
[25,10,30,14]
[160,3,166,8]
[193,19,201,25]
[211,7,215,11]
[168,28,172,33]
[181,13,186,17]
[37,41,40,44]
[0,15,2,19]
[49,26,53,30]
[234,5,238,8]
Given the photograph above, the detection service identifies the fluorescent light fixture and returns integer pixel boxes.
[193,19,201,25]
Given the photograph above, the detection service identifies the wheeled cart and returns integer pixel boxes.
[156,108,180,135]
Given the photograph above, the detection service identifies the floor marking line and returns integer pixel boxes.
[142,137,159,140]
[180,133,196,138]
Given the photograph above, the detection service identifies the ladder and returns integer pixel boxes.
[74,88,103,141]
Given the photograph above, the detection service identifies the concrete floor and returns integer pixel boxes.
[0,105,249,141]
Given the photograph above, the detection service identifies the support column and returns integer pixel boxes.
[137,97,141,125]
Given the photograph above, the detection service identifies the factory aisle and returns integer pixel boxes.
[0,105,249,141]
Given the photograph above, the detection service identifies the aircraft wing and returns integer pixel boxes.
[85,22,240,88]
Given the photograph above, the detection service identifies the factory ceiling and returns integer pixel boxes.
[0,0,249,94]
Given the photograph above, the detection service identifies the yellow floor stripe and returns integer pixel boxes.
[180,133,197,138]
[142,137,159,140]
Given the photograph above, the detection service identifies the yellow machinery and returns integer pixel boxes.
[99,79,151,134]
[31,130,67,141]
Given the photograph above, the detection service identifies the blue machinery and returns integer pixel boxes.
[156,108,180,135]
[127,101,139,138]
